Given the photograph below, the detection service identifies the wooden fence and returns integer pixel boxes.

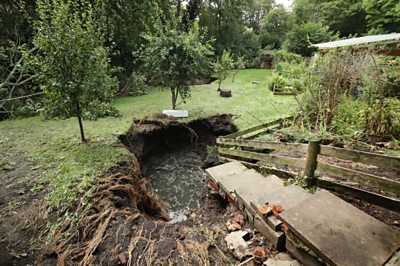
[217,119,400,213]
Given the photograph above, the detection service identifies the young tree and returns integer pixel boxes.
[232,56,246,83]
[213,50,233,91]
[34,0,117,143]
[142,21,213,110]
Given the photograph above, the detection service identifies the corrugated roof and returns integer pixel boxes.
[312,33,400,50]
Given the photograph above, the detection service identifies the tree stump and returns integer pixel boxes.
[219,89,232,98]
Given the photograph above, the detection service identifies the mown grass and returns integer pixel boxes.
[0,69,297,212]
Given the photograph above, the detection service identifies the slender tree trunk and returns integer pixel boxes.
[176,0,181,17]
[76,102,86,143]
[171,88,177,110]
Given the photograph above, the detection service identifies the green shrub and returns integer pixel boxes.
[120,72,148,96]
[332,96,367,137]
[268,74,291,93]
[274,50,303,64]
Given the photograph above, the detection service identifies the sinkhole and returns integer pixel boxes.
[119,114,237,222]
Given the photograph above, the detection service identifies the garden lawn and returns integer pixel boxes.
[0,69,297,212]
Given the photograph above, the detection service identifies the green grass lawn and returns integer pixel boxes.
[0,69,297,212]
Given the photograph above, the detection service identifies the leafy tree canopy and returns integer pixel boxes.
[33,0,117,142]
[141,20,214,110]
[260,5,290,49]
[363,0,400,34]
[285,22,334,57]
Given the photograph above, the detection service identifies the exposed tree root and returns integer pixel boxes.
[37,157,171,265]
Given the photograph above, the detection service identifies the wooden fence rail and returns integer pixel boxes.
[225,116,293,139]
[217,133,400,212]
[320,145,400,171]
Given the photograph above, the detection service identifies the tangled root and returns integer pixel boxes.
[39,156,170,266]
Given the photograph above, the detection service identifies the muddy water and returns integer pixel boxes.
[142,147,207,223]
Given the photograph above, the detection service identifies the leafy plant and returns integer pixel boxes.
[141,20,213,110]
[213,50,233,91]
[285,22,334,57]
[120,71,148,96]
[232,56,246,83]
[33,0,117,143]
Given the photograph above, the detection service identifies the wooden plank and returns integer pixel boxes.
[218,147,306,169]
[217,138,308,153]
[317,161,400,196]
[316,178,400,213]
[225,116,293,139]
[279,190,400,266]
[320,145,400,171]
[218,156,297,179]
[240,124,281,140]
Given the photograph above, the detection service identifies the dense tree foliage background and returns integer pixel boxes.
[1,0,399,121]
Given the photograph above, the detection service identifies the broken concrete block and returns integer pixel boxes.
[225,230,252,260]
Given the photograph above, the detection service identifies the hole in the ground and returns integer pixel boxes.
[142,146,207,222]
[120,114,237,222]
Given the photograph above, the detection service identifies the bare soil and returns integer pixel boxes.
[0,154,47,266]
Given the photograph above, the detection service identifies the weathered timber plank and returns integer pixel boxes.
[317,178,400,213]
[317,161,400,196]
[225,116,293,139]
[320,145,400,171]
[279,190,400,266]
[217,138,308,153]
[217,156,297,179]
[218,147,306,169]
[240,124,281,140]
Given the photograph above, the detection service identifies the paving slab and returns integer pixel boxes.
[206,161,247,185]
[251,185,312,231]
[253,184,311,211]
[234,172,285,209]
[279,190,400,266]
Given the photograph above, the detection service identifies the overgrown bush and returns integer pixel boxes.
[119,72,148,96]
[299,49,400,140]
[268,57,307,94]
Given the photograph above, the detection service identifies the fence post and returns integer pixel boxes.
[304,141,320,185]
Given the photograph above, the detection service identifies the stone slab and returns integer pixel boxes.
[234,172,285,210]
[279,190,400,266]
[251,185,311,231]
[206,161,248,190]
[253,184,311,211]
